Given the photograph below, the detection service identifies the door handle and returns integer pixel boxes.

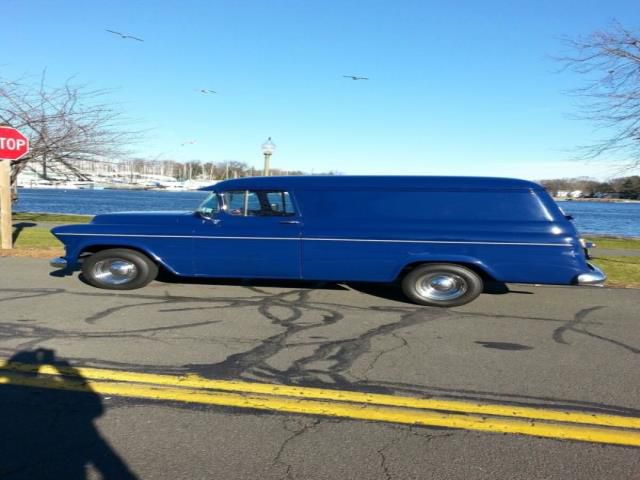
[280,220,301,224]
[212,219,222,225]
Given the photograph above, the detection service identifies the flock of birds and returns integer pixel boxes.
[105,28,369,149]
[105,28,370,97]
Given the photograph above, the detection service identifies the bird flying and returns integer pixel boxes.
[343,75,369,80]
[196,89,217,95]
[106,29,144,42]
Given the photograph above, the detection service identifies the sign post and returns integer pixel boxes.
[0,161,12,249]
[0,127,30,249]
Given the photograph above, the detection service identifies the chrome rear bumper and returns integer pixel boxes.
[50,257,68,269]
[575,263,606,286]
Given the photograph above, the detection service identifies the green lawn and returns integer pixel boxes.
[12,212,92,223]
[591,256,640,288]
[12,227,62,248]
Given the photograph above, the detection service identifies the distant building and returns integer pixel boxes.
[569,190,583,198]
[556,190,570,198]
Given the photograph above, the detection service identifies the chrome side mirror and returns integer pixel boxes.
[197,210,213,220]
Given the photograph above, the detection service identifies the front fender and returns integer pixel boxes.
[50,225,193,276]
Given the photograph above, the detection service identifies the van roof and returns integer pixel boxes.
[204,175,542,191]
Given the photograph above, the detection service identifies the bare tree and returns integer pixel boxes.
[559,21,640,170]
[0,72,139,200]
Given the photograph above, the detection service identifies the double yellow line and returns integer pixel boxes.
[2,360,639,447]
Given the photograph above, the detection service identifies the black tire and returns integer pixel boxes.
[82,248,159,290]
[401,263,483,307]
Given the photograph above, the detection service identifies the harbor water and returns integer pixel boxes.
[13,188,640,237]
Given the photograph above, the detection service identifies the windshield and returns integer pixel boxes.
[196,193,220,217]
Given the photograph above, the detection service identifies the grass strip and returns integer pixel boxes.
[12,212,92,223]
[591,256,640,288]
[586,237,640,250]
[12,227,62,248]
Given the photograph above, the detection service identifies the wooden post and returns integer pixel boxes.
[0,160,12,249]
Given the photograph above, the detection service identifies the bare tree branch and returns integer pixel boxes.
[0,72,141,201]
[557,20,640,171]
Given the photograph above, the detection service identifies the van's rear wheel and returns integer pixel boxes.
[401,264,483,307]
[82,249,158,290]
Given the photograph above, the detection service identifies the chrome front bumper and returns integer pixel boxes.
[575,263,607,286]
[50,257,68,269]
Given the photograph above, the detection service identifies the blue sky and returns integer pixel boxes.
[4,0,638,180]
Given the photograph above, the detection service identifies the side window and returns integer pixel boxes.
[266,191,295,215]
[222,191,246,216]
[246,191,261,214]
[198,193,221,216]
[221,190,297,217]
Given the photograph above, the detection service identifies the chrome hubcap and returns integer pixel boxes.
[93,259,138,285]
[416,273,467,301]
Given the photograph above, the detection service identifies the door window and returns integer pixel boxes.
[266,191,295,215]
[222,191,247,216]
[197,193,221,216]
[221,190,297,217]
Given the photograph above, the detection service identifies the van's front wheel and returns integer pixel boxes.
[401,264,483,307]
[82,249,158,290]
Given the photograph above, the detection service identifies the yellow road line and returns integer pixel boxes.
[2,360,639,430]
[1,371,640,447]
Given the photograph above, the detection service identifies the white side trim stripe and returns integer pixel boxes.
[304,237,569,247]
[55,232,572,247]
[55,233,298,241]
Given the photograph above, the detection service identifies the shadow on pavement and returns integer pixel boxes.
[0,348,138,480]
[11,222,37,244]
[154,270,349,291]
[76,268,532,305]
[156,273,418,303]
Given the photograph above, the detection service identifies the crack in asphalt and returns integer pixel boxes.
[361,332,410,382]
[377,433,401,480]
[553,306,640,354]
[553,306,605,345]
[375,425,456,480]
[273,417,322,480]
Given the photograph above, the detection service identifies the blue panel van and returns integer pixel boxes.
[50,176,606,307]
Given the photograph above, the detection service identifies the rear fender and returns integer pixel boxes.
[395,255,499,282]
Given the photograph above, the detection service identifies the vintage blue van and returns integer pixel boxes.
[50,176,605,307]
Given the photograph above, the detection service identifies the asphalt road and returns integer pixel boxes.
[0,256,639,479]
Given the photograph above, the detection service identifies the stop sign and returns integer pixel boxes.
[0,127,29,161]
